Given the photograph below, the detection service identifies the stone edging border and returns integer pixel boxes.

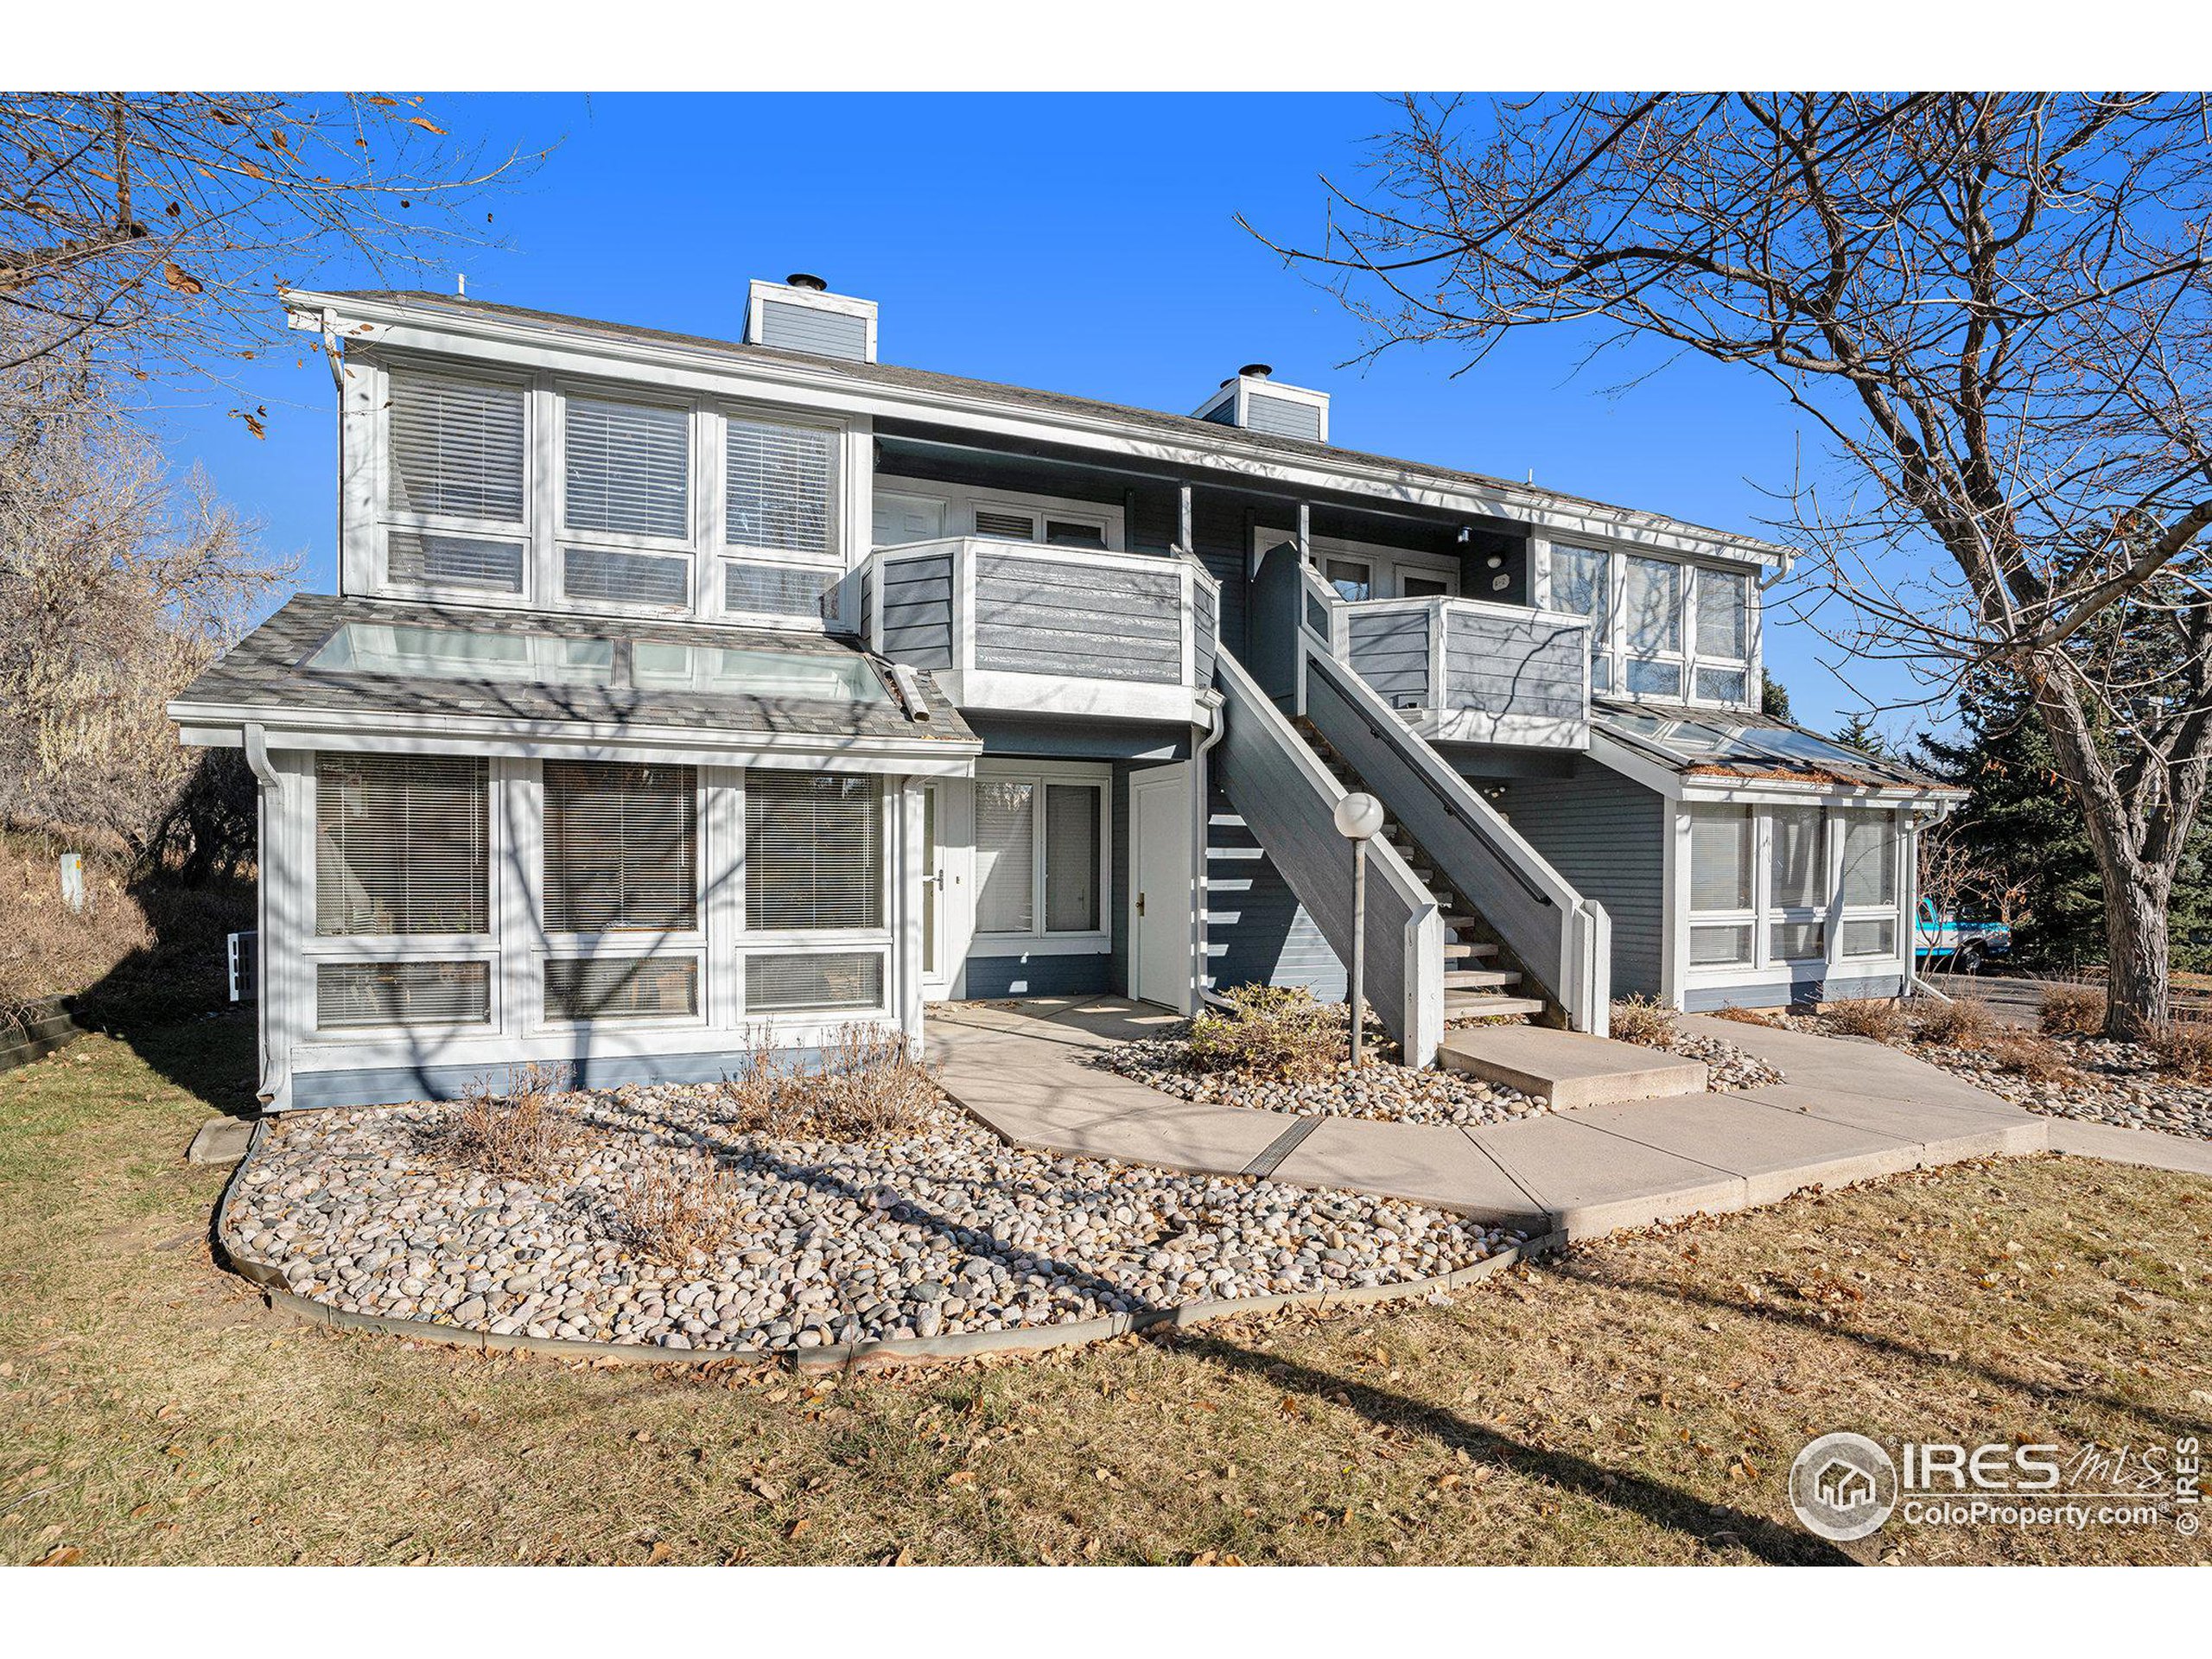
[213,1118,1567,1372]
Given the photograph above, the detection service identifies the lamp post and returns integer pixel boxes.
[1332,791,1385,1065]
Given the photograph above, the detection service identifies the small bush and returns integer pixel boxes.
[1608,995,1678,1049]
[1185,983,1343,1080]
[1823,998,1907,1042]
[2039,982,2107,1038]
[718,1021,937,1141]
[1707,1005,1778,1027]
[1910,995,1999,1049]
[607,1154,745,1265]
[2146,1020,2212,1083]
[1984,1033,2080,1085]
[443,1063,577,1180]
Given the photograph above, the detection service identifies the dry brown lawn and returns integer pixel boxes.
[3,1015,2209,1566]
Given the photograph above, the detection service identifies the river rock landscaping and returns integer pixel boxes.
[224,1084,1522,1354]
[1093,1032,1548,1127]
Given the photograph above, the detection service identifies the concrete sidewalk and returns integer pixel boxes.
[927,999,2212,1241]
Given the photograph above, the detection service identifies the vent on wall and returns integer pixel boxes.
[745,275,877,364]
[1192,365,1330,444]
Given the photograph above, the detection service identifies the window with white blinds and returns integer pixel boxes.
[386,372,526,524]
[725,416,838,559]
[745,950,885,1013]
[386,531,525,594]
[315,755,488,936]
[564,397,690,540]
[1688,804,1753,912]
[544,956,699,1020]
[975,780,1035,933]
[1840,811,1897,906]
[317,960,491,1028]
[542,762,697,932]
[724,561,839,620]
[562,545,691,609]
[744,772,883,931]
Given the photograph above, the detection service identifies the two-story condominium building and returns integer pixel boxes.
[169,276,1961,1111]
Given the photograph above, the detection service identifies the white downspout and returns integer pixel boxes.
[241,724,289,1107]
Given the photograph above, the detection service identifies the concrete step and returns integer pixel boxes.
[1439,1024,1709,1110]
[1444,992,1548,1018]
[1442,941,1498,962]
[1446,968,1521,990]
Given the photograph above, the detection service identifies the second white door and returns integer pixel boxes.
[1129,766,1193,1011]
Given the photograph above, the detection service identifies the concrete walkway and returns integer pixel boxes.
[926,999,2212,1241]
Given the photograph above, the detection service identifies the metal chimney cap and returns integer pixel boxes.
[785,272,829,291]
[1239,362,1274,379]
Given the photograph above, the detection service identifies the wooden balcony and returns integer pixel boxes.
[861,537,1220,723]
[1307,573,1592,748]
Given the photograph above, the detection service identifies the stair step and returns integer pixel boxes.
[1442,940,1499,962]
[1443,914,1484,932]
[1439,1025,1710,1109]
[1443,992,1548,1018]
[1445,968,1521,990]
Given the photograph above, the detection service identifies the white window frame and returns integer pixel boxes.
[553,378,702,618]
[1543,541,1764,711]
[372,356,538,606]
[970,759,1113,957]
[1680,799,1909,989]
[1301,531,1461,602]
[715,401,849,632]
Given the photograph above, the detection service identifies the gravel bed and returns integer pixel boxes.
[1657,1028,1784,1092]
[1092,1033,1548,1128]
[226,1086,1522,1353]
[1777,1014,2212,1142]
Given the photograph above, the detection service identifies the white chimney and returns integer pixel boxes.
[745,274,878,364]
[1192,363,1329,442]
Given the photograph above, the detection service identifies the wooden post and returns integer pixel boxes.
[1178,482,1194,554]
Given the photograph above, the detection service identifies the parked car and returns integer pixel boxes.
[1914,899,2012,970]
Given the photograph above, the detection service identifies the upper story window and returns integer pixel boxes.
[1548,543,1759,709]
[973,504,1109,548]
[360,353,855,626]
[563,396,690,541]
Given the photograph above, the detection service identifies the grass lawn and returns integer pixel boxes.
[3,1014,2208,1567]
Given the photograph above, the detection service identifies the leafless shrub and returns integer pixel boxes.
[2145,1020,2212,1083]
[1984,1033,2081,1085]
[1824,999,1908,1042]
[607,1154,745,1266]
[1608,995,1678,1049]
[1911,996,2000,1050]
[442,1063,576,1180]
[1707,1005,1777,1027]
[1185,984,1342,1080]
[2039,983,2108,1039]
[716,1021,936,1142]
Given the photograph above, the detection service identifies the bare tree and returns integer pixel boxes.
[0,339,291,858]
[1,91,535,423]
[1256,93,2212,1035]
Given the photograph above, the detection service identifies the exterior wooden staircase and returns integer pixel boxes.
[1295,719,1553,1026]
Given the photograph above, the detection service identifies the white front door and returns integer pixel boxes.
[874,490,947,548]
[1129,766,1194,1011]
[919,779,972,1001]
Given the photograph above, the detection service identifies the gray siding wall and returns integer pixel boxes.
[972,553,1182,683]
[1243,391,1324,442]
[1491,758,1667,997]
[1347,609,1433,707]
[1205,783,1345,999]
[963,953,1113,999]
[1685,970,1903,1013]
[879,555,952,670]
[1442,607,1586,728]
[755,298,869,362]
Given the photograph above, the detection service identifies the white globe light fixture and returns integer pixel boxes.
[1332,791,1384,1064]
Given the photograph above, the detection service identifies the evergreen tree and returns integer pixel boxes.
[1834,713,1889,757]
[1761,676,1792,722]
[1916,676,2212,971]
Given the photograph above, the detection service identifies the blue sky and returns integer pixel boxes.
[151,92,1916,737]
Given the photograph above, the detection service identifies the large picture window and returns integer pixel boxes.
[315,754,488,936]
[541,761,697,932]
[385,372,526,524]
[745,771,883,931]
[1550,543,1759,708]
